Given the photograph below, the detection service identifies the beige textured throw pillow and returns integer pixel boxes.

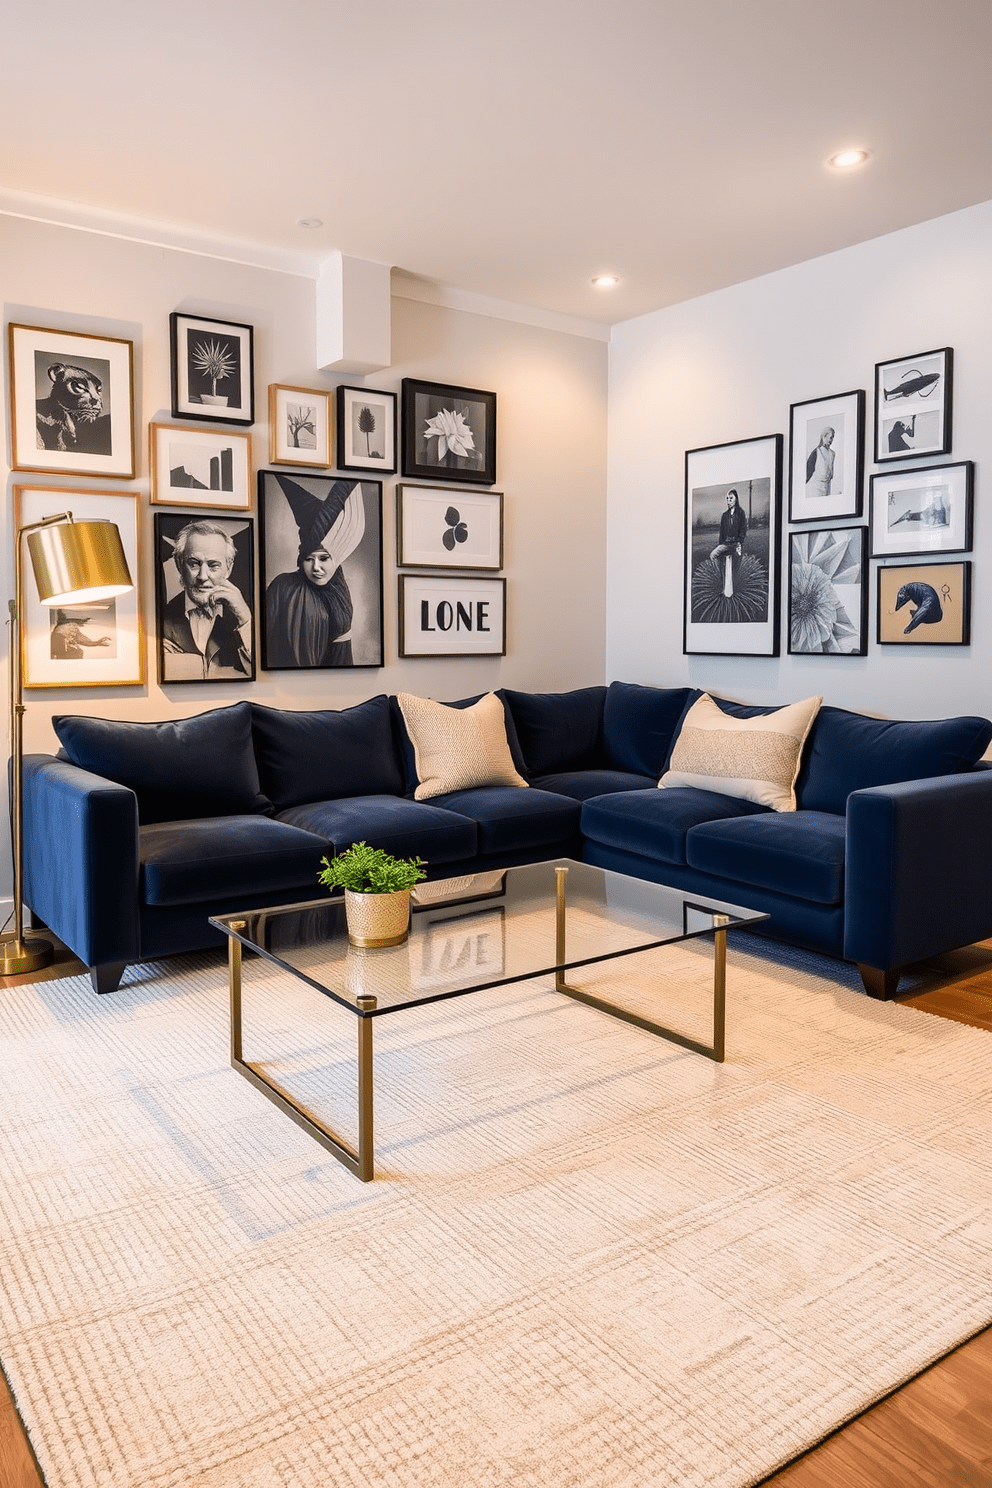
[659,693,822,812]
[396,692,529,801]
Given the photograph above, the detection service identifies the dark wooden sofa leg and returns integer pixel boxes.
[858,964,901,1000]
[90,962,126,995]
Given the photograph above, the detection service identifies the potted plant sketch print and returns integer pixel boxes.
[170,313,255,425]
[683,434,783,657]
[192,338,237,406]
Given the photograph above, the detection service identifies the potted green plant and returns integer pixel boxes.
[318,841,427,947]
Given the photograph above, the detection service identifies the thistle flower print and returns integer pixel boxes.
[424,407,476,461]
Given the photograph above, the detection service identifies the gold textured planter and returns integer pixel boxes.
[344,888,411,948]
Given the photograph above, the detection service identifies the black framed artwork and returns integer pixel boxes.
[154,512,256,683]
[336,385,397,473]
[258,470,383,670]
[788,526,868,656]
[877,560,971,646]
[683,433,783,656]
[788,389,864,523]
[170,312,255,426]
[869,460,973,560]
[398,574,506,656]
[874,347,952,463]
[396,484,503,570]
[401,378,496,485]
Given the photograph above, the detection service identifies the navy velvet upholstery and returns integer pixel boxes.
[531,769,656,801]
[276,794,477,864]
[686,811,846,905]
[53,704,271,824]
[389,694,527,794]
[796,706,992,815]
[251,696,403,810]
[427,786,581,855]
[581,787,768,867]
[603,683,695,778]
[500,686,607,776]
[141,816,329,907]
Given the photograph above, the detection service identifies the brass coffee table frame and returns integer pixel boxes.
[221,865,746,1183]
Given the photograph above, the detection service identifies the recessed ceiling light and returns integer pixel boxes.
[297,217,324,228]
[592,274,619,289]
[829,149,869,170]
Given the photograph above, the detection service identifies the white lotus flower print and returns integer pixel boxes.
[424,407,476,460]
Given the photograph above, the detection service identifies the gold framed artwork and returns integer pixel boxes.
[268,384,332,467]
[150,423,253,509]
[14,486,144,688]
[8,323,136,480]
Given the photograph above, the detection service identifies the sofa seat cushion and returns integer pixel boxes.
[686,811,847,905]
[581,788,769,867]
[276,794,477,865]
[141,816,328,907]
[427,786,581,855]
[532,769,656,802]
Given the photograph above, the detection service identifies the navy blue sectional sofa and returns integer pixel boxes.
[22,682,992,999]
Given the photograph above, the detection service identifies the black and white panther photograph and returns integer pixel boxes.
[9,322,135,478]
[34,351,112,455]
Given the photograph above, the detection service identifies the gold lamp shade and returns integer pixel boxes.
[26,518,132,607]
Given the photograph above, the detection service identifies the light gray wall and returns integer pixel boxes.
[606,199,992,722]
[1,214,608,901]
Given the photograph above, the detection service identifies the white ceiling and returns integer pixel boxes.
[3,0,991,326]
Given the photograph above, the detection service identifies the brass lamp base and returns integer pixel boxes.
[0,934,55,976]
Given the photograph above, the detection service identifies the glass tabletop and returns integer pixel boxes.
[210,858,767,1017]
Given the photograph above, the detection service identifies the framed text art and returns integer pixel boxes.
[8,323,135,480]
[396,485,503,571]
[869,461,973,560]
[401,378,497,485]
[14,486,144,688]
[398,574,506,657]
[170,312,254,426]
[336,385,397,474]
[154,512,256,683]
[258,471,384,670]
[788,527,868,656]
[150,423,253,509]
[877,560,971,646]
[874,347,952,463]
[788,389,864,522]
[268,384,331,467]
[683,434,783,657]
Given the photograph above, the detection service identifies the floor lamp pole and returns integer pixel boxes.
[3,524,54,974]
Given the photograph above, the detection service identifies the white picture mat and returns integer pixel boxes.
[269,386,330,466]
[399,575,505,655]
[398,486,502,569]
[684,436,780,656]
[340,386,396,470]
[789,392,862,521]
[16,486,143,688]
[10,325,134,478]
[150,423,252,508]
[870,463,971,557]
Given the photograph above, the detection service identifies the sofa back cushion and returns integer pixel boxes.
[250,695,403,810]
[796,705,992,814]
[500,686,607,776]
[603,682,695,777]
[53,703,272,824]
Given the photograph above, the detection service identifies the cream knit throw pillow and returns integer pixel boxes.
[396,692,529,801]
[659,693,822,812]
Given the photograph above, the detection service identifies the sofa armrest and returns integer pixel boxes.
[844,770,992,972]
[22,754,140,968]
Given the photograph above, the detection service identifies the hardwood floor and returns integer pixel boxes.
[1,941,991,1488]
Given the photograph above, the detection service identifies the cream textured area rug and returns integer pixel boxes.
[1,936,991,1488]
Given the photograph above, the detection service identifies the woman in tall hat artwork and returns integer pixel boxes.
[265,474,366,667]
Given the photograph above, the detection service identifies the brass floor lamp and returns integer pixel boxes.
[2,513,133,976]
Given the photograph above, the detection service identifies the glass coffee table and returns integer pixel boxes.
[211,859,766,1181]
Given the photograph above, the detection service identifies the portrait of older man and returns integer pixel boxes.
[158,518,254,681]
